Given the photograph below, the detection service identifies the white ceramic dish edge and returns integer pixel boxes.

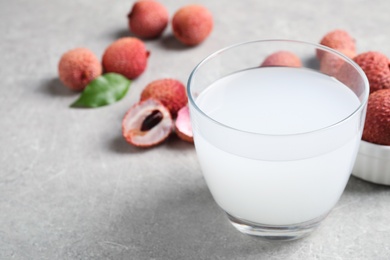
[352,140,390,185]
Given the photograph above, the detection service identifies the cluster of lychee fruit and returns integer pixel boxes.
[128,0,213,46]
[58,1,213,91]
[120,1,214,148]
[58,33,150,92]
[258,30,390,146]
[122,78,193,147]
[317,29,390,146]
[57,1,215,148]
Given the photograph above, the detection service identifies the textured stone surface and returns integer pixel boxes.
[1,0,390,259]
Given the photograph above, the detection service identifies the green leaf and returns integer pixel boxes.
[71,73,131,108]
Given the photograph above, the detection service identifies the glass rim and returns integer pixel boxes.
[187,39,370,137]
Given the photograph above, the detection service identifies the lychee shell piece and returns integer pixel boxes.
[102,37,149,80]
[175,105,193,143]
[140,78,187,117]
[362,89,390,145]
[58,48,102,91]
[122,98,173,147]
[128,0,169,38]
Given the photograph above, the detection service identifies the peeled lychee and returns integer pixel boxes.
[172,4,213,46]
[260,51,302,67]
[58,48,102,91]
[362,89,390,145]
[140,78,187,117]
[175,105,193,143]
[317,29,356,59]
[122,98,173,148]
[102,37,149,79]
[128,0,169,39]
[353,51,390,93]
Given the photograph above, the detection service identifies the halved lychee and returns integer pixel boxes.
[122,98,173,147]
[174,105,193,143]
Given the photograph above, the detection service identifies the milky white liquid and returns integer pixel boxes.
[191,67,363,225]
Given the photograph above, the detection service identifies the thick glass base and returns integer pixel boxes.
[226,212,328,241]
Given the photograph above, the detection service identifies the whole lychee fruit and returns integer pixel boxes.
[128,0,169,39]
[353,51,390,93]
[319,52,345,76]
[362,89,390,145]
[58,48,102,91]
[332,59,366,98]
[172,4,213,46]
[122,98,173,148]
[260,51,302,67]
[175,105,193,143]
[140,78,187,117]
[317,29,356,59]
[102,37,149,79]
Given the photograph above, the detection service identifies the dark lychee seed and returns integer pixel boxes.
[141,110,163,131]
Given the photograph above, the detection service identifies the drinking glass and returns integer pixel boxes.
[187,40,369,241]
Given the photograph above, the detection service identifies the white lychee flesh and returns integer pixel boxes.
[122,98,173,147]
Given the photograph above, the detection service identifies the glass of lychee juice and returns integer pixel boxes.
[187,40,369,241]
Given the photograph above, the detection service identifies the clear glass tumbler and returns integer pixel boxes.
[187,40,369,241]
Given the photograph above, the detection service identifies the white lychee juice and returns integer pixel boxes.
[191,67,363,226]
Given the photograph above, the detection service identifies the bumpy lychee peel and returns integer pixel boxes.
[172,4,213,46]
[354,51,389,71]
[122,98,173,147]
[140,79,187,117]
[362,89,390,145]
[260,51,302,67]
[175,105,193,143]
[317,29,356,59]
[58,48,102,91]
[334,60,364,98]
[128,0,169,38]
[353,51,390,93]
[102,37,149,80]
[319,51,345,76]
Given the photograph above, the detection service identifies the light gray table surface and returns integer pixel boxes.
[1,0,390,259]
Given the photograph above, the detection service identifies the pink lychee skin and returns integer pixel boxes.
[175,105,193,143]
[102,37,149,80]
[140,78,187,118]
[260,51,302,67]
[353,51,390,94]
[317,29,356,59]
[128,0,169,39]
[362,89,390,145]
[58,48,102,91]
[172,4,213,46]
[319,52,345,76]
